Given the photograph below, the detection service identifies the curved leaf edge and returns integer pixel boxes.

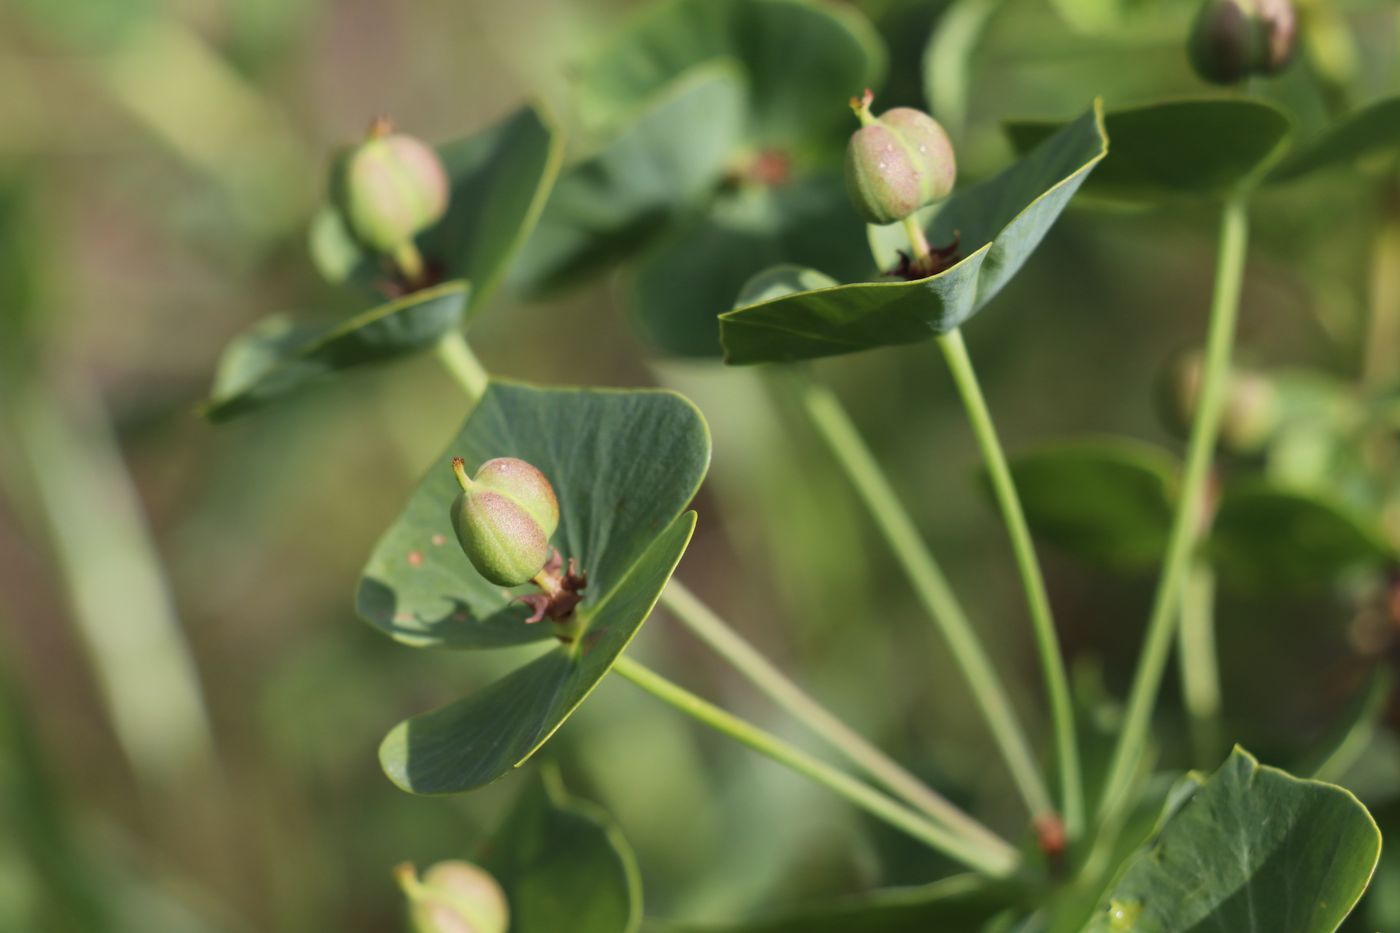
[717,98,1108,363]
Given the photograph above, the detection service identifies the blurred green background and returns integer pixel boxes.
[2,0,1399,930]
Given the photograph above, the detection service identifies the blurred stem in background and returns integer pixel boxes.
[1175,558,1223,767]
[8,375,219,798]
[1099,195,1251,819]
[935,327,1084,838]
[610,656,1021,876]
[798,376,1055,825]
[1363,201,1400,391]
[431,328,1019,865]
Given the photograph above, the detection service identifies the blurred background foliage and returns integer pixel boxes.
[1,0,1399,930]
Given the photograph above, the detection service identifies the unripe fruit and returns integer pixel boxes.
[397,861,509,933]
[844,91,956,225]
[333,117,449,255]
[1188,0,1296,85]
[450,456,559,587]
[1158,350,1278,453]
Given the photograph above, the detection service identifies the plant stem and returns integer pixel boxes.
[1098,196,1250,818]
[393,241,428,288]
[658,580,1014,856]
[1176,557,1223,766]
[935,328,1083,836]
[612,655,1020,877]
[800,377,1055,821]
[435,330,490,403]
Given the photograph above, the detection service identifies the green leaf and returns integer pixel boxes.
[1007,437,1178,572]
[203,281,470,422]
[1085,747,1380,932]
[719,101,1108,364]
[1271,96,1400,183]
[367,383,710,794]
[516,64,747,295]
[482,766,641,933]
[0,176,45,391]
[1006,99,1292,202]
[573,0,885,147]
[1209,482,1394,592]
[651,875,1021,933]
[311,103,564,308]
[630,170,870,356]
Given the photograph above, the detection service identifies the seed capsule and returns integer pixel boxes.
[844,91,956,225]
[1188,0,1297,84]
[397,861,510,933]
[450,456,560,587]
[1158,350,1278,453]
[333,117,450,255]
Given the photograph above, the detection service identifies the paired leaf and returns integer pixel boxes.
[481,767,641,933]
[206,105,561,422]
[719,101,1108,364]
[1006,98,1291,202]
[1086,748,1380,932]
[572,0,884,147]
[1209,483,1394,592]
[1271,96,1400,183]
[1007,437,1178,572]
[203,281,470,422]
[365,383,711,793]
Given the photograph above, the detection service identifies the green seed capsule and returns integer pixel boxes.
[844,92,956,225]
[1158,350,1278,453]
[450,456,560,587]
[397,861,510,933]
[333,117,449,255]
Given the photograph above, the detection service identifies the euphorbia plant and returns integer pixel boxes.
[199,0,1400,928]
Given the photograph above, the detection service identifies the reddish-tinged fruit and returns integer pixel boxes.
[844,90,956,225]
[449,457,559,587]
[334,117,450,255]
[397,861,509,933]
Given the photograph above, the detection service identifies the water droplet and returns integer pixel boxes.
[1108,899,1142,930]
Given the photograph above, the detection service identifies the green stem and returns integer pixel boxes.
[659,580,1015,859]
[393,241,428,289]
[612,656,1020,877]
[1099,196,1250,818]
[935,328,1083,836]
[799,377,1055,821]
[1176,558,1223,766]
[435,330,490,404]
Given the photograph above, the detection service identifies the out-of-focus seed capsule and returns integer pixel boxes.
[397,861,510,933]
[333,118,449,255]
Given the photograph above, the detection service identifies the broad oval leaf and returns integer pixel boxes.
[572,0,885,147]
[1006,99,1291,201]
[516,64,747,296]
[481,766,642,933]
[652,875,1021,933]
[719,101,1108,364]
[1210,482,1394,592]
[367,383,710,794]
[203,281,470,422]
[1085,747,1381,932]
[311,103,564,304]
[1271,96,1400,184]
[1008,437,1178,572]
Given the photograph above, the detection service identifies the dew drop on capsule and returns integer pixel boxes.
[1108,899,1142,930]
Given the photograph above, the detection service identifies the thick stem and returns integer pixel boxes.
[658,580,1014,857]
[1099,196,1250,818]
[935,329,1084,836]
[1176,558,1223,766]
[435,330,490,404]
[612,656,1020,876]
[800,377,1055,821]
